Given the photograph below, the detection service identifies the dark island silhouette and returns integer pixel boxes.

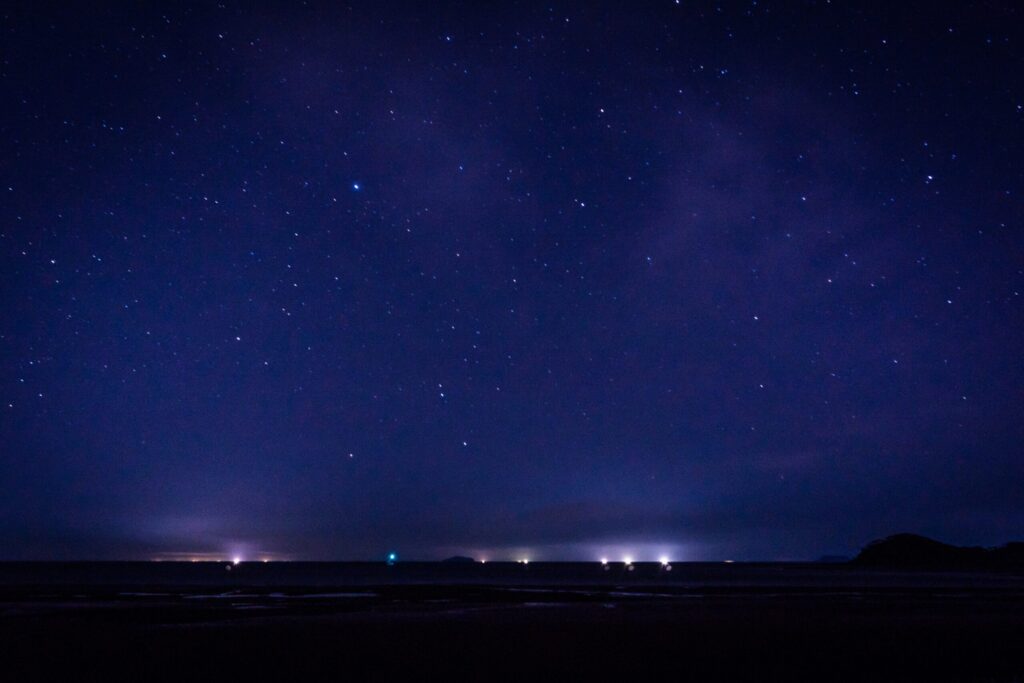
[852,533,1024,570]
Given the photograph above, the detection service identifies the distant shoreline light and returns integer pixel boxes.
[148,549,694,563]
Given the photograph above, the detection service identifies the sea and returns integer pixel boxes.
[1,560,1021,590]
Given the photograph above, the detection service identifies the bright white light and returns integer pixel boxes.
[600,558,608,565]
[660,556,669,566]
[521,558,529,564]
[623,556,633,565]
[232,557,241,565]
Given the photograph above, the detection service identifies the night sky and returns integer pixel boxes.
[2,1,1022,562]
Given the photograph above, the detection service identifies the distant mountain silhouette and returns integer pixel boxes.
[852,533,1024,570]
[441,555,476,564]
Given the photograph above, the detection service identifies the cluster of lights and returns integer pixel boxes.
[215,553,677,566]
[229,556,273,564]
[596,556,673,567]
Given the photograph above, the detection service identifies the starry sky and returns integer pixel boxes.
[2,1,1022,561]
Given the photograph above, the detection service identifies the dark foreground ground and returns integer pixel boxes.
[1,562,1022,681]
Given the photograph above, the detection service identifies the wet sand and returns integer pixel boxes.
[2,564,1022,681]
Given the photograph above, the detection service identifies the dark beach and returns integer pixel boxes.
[2,562,1022,681]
